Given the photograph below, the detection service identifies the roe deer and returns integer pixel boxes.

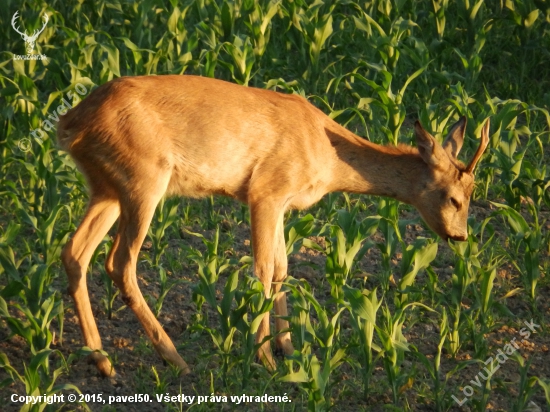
[58,75,490,376]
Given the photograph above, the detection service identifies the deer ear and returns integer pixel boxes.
[442,116,467,159]
[414,121,445,166]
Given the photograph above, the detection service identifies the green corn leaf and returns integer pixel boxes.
[480,268,496,314]
[524,9,539,28]
[220,270,239,317]
[343,285,378,324]
[491,202,529,235]
[101,43,121,77]
[279,366,309,383]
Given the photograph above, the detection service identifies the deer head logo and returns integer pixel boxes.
[11,11,49,55]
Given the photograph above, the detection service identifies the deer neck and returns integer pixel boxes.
[326,127,427,205]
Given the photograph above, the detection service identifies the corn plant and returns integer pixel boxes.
[233,276,275,389]
[152,265,185,317]
[282,0,335,89]
[281,278,346,412]
[324,208,378,300]
[452,18,488,91]
[352,4,418,71]
[343,285,382,399]
[0,350,84,412]
[188,225,230,330]
[412,309,450,412]
[432,0,449,40]
[468,216,500,333]
[349,66,426,145]
[376,304,411,405]
[0,264,63,355]
[492,202,544,308]
[222,35,256,85]
[14,141,73,267]
[284,213,317,256]
[187,226,272,387]
[146,197,181,267]
[93,242,123,320]
[536,378,550,409]
[508,352,539,412]
[247,0,280,58]
[193,267,239,387]
[396,239,437,308]
[446,236,481,357]
[374,198,406,293]
[468,358,494,412]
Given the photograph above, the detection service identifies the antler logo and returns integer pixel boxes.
[11,11,48,55]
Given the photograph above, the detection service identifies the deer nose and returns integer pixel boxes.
[450,234,467,242]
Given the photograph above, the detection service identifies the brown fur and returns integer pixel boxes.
[58,75,489,376]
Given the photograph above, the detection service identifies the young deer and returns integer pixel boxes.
[58,75,489,376]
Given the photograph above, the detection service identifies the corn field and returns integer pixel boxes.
[1,0,549,411]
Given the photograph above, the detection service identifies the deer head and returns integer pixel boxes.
[11,11,49,55]
[412,116,490,241]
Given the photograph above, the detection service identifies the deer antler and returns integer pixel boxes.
[465,118,490,174]
[11,11,27,38]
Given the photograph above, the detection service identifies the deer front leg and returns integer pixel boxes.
[249,199,285,370]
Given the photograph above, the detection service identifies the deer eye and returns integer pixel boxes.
[450,197,461,210]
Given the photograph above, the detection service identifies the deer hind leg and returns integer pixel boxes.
[107,178,190,375]
[62,193,120,377]
[273,214,294,356]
